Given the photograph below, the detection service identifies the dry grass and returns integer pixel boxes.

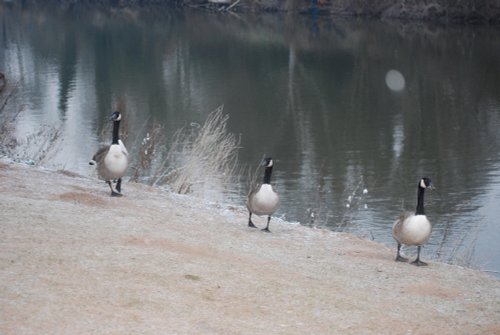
[155,105,241,199]
[440,219,482,268]
[0,85,63,165]
[129,122,167,183]
[127,105,243,204]
[245,154,266,192]
[0,75,21,155]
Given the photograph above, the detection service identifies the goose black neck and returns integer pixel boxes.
[263,166,273,184]
[112,120,120,145]
[415,186,426,215]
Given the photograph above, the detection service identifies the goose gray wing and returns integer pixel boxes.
[90,146,109,165]
[246,184,262,212]
[392,211,412,243]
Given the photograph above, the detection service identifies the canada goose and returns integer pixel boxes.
[89,111,128,196]
[246,157,280,232]
[392,177,435,266]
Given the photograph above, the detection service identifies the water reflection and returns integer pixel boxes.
[1,3,500,274]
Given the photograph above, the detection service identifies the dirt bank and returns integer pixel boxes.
[5,0,500,24]
[231,0,500,24]
[0,159,499,334]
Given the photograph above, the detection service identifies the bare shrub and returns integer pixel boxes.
[439,219,481,268]
[0,73,19,121]
[155,105,241,200]
[129,122,167,183]
[0,78,54,162]
[246,156,264,193]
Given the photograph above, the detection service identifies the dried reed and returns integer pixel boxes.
[155,105,241,198]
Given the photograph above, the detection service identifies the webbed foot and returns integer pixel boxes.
[411,259,428,267]
[395,255,408,262]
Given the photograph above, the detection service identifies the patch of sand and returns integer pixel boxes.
[0,160,499,334]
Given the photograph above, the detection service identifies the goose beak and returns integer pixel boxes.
[428,183,435,190]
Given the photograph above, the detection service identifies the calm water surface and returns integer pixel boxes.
[1,3,500,275]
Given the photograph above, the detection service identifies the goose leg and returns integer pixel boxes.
[395,243,408,262]
[411,246,428,266]
[248,213,257,228]
[116,178,122,193]
[108,181,122,197]
[261,216,271,233]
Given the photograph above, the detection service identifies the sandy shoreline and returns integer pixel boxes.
[0,159,499,334]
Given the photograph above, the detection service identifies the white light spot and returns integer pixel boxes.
[385,69,406,92]
[363,188,368,194]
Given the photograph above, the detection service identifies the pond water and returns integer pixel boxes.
[1,3,500,275]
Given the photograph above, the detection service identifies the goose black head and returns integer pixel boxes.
[110,111,122,122]
[419,177,434,190]
[261,157,274,168]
